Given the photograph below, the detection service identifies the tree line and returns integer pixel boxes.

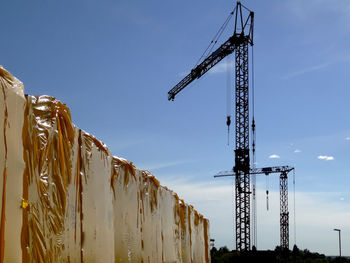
[210,245,350,263]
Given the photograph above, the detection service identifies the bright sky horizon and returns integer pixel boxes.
[1,0,350,256]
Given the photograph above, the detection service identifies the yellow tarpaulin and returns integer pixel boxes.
[0,66,210,263]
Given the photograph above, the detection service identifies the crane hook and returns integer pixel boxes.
[266,174,269,211]
[226,116,231,145]
[266,190,269,211]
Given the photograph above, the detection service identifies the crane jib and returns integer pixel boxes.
[167,34,250,101]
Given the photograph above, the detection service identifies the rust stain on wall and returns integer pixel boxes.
[111,156,136,194]
[203,219,209,263]
[0,72,10,263]
[22,95,75,262]
[21,96,29,263]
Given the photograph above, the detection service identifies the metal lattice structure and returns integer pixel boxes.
[216,166,294,249]
[234,40,250,251]
[280,172,289,249]
[168,2,254,251]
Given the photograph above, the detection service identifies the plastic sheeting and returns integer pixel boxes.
[0,66,210,263]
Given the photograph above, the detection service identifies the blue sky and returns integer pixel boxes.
[1,0,350,256]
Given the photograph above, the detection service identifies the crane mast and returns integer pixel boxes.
[234,38,251,250]
[168,2,254,251]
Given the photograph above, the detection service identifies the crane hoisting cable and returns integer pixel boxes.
[226,56,232,145]
[266,174,269,211]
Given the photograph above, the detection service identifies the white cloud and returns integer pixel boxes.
[345,137,350,141]
[317,155,334,161]
[209,60,233,74]
[269,154,280,159]
[284,51,350,79]
[294,149,301,153]
[136,160,191,171]
[287,0,350,23]
[284,62,330,79]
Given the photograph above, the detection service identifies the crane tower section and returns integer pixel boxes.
[234,38,250,251]
[280,172,289,249]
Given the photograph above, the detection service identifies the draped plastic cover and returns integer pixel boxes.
[0,66,210,263]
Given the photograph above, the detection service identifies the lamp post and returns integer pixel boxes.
[333,229,341,257]
[210,239,215,249]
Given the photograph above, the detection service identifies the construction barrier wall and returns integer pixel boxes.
[0,66,210,263]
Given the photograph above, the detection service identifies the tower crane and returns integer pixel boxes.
[168,2,254,251]
[215,166,295,249]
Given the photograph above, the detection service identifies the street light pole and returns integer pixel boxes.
[333,229,341,257]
